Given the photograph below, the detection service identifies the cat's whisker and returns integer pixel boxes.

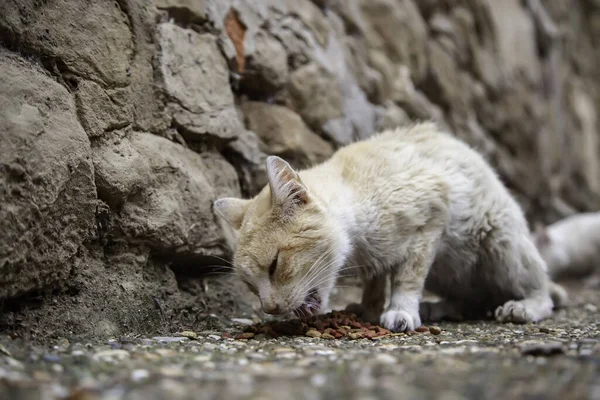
[297,263,364,294]
[204,255,239,269]
[291,242,341,300]
[291,230,366,303]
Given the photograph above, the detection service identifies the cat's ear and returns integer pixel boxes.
[266,156,309,213]
[534,222,550,247]
[213,197,251,229]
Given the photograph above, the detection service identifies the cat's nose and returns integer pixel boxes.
[263,303,281,314]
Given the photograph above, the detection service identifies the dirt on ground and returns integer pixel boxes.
[0,279,598,400]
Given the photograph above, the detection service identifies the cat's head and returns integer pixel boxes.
[213,156,349,317]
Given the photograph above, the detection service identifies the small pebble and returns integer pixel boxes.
[415,326,429,333]
[93,349,130,362]
[321,333,335,340]
[311,374,327,387]
[584,303,598,313]
[521,341,565,356]
[231,318,255,326]
[32,370,52,381]
[429,326,442,335]
[180,331,198,340]
[43,354,61,363]
[154,349,176,357]
[153,337,189,343]
[375,353,397,364]
[539,327,551,334]
[274,347,295,353]
[305,330,322,338]
[193,355,211,362]
[5,357,24,369]
[0,344,11,356]
[253,334,268,340]
[51,364,64,373]
[131,369,150,382]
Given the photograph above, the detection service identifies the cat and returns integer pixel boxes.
[213,122,567,331]
[534,213,600,284]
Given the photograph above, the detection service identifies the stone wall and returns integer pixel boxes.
[1,0,599,339]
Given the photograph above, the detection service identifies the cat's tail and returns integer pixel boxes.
[549,281,569,308]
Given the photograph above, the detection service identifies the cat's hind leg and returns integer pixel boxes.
[491,234,555,324]
[495,289,553,323]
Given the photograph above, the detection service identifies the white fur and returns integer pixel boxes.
[535,212,600,280]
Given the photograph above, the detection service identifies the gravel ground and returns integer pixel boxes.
[1,282,598,400]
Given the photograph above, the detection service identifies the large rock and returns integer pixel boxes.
[287,63,344,134]
[424,40,473,114]
[467,0,541,89]
[93,131,240,261]
[75,80,133,138]
[0,0,133,87]
[314,14,378,144]
[568,81,600,197]
[157,22,242,143]
[239,29,289,97]
[374,101,412,131]
[358,0,429,84]
[484,0,541,84]
[390,65,448,130]
[224,117,269,197]
[241,101,334,168]
[0,51,96,299]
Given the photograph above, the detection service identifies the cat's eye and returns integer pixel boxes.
[269,252,279,277]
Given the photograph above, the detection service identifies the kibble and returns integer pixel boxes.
[305,330,322,338]
[429,326,442,335]
[232,310,433,341]
[234,332,255,340]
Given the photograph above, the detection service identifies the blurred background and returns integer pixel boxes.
[1,0,599,343]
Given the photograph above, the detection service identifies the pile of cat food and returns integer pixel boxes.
[229,310,442,340]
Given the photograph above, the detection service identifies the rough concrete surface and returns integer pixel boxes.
[0,281,598,399]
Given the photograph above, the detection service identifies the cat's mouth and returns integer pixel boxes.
[297,288,321,317]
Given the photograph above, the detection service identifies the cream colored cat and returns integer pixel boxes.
[534,213,600,282]
[214,122,567,331]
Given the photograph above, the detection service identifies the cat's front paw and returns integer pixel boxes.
[344,303,380,324]
[380,309,421,332]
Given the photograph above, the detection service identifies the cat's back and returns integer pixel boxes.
[327,122,499,192]
[319,122,524,241]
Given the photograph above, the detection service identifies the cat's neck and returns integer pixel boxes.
[300,164,361,247]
